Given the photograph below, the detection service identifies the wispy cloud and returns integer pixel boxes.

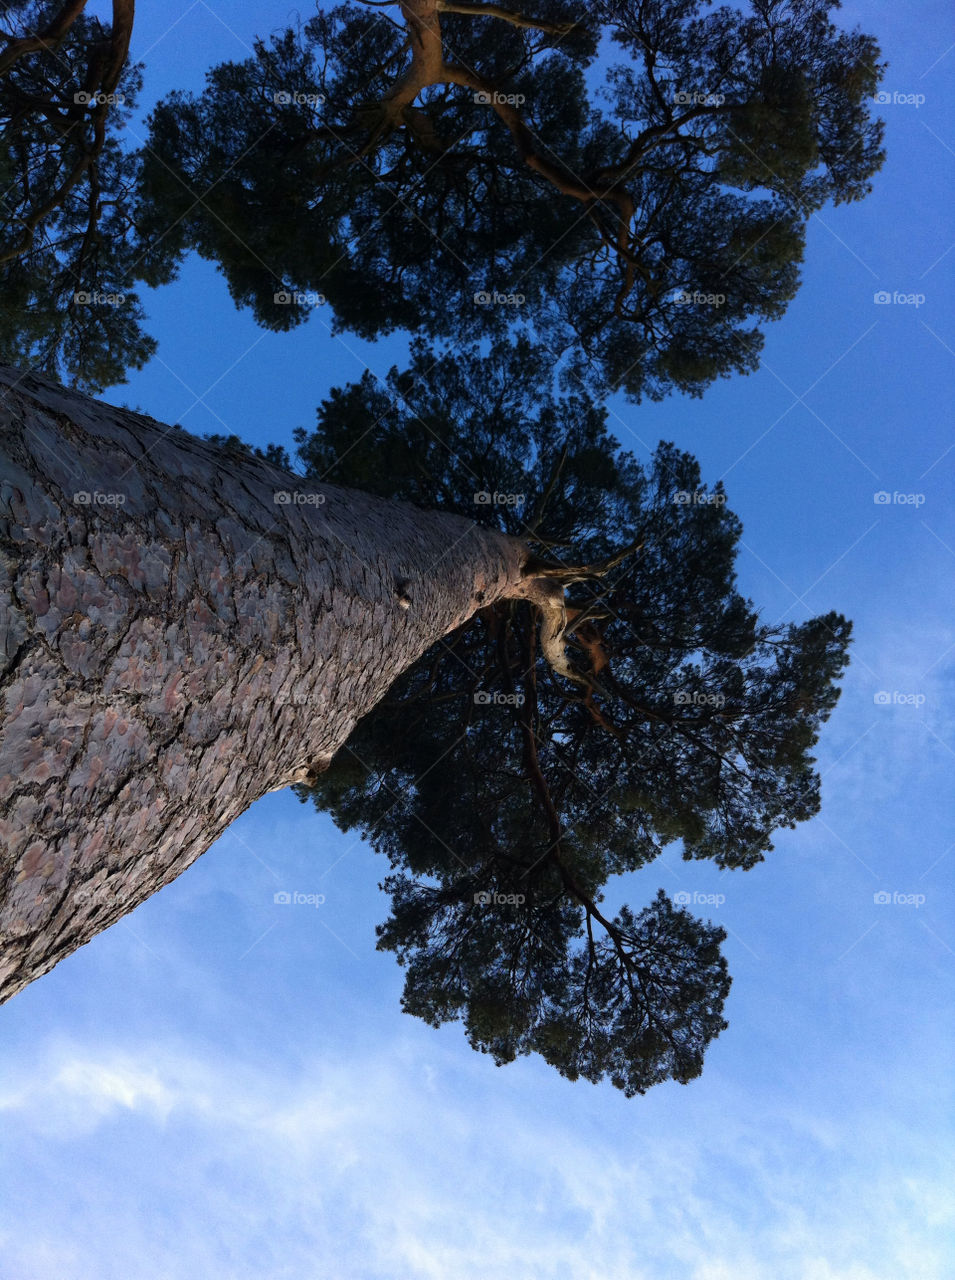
[0,1036,950,1280]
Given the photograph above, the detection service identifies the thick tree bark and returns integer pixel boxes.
[0,367,530,1002]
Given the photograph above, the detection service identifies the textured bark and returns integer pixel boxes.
[0,367,530,1002]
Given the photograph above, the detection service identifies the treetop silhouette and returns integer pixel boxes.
[138,0,885,399]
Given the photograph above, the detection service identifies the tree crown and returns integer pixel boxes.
[137,0,886,400]
[292,337,852,1094]
[0,0,154,390]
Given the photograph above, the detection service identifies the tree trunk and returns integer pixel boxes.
[0,367,529,1002]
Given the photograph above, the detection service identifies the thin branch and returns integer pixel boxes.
[523,441,569,537]
[523,537,644,583]
[0,0,87,76]
[437,1,578,36]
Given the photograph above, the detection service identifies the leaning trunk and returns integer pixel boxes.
[0,368,529,1002]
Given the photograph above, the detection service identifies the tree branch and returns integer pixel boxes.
[523,537,644,583]
[0,0,88,76]
[436,1,578,36]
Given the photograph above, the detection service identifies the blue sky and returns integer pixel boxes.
[1,3,953,1277]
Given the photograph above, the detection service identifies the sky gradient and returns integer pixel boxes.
[1,3,953,1277]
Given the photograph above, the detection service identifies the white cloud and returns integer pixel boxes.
[0,1035,950,1280]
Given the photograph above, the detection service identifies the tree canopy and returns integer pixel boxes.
[291,336,852,1094]
[139,0,885,400]
[0,0,864,1095]
[0,0,157,390]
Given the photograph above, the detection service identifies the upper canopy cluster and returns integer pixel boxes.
[0,0,872,1093]
[2,1,885,397]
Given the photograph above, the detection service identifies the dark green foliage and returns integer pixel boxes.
[0,1,156,390]
[139,0,885,400]
[379,882,730,1097]
[294,338,852,1093]
[203,432,293,471]
[0,2,864,1094]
